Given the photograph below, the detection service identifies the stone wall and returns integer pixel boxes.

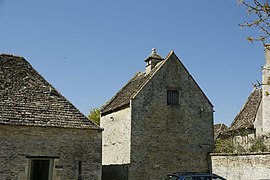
[254,101,263,136]
[0,125,102,180]
[101,107,131,165]
[211,152,270,180]
[129,54,214,180]
[262,45,270,134]
[232,131,256,151]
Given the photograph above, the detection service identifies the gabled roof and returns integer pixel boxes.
[101,51,172,115]
[101,51,213,115]
[214,123,228,140]
[100,72,148,114]
[0,54,100,130]
[230,88,262,130]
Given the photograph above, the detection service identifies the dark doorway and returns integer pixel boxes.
[30,160,50,180]
[102,164,129,180]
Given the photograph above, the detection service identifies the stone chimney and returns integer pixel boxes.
[262,44,270,133]
[144,48,163,74]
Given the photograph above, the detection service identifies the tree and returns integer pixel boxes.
[238,0,270,44]
[88,107,100,125]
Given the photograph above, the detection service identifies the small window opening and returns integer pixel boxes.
[78,161,82,180]
[167,90,179,106]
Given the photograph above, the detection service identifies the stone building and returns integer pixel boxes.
[211,45,270,180]
[217,45,270,149]
[213,123,228,140]
[100,49,214,180]
[0,54,102,180]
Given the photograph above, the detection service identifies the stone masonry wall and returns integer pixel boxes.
[262,46,270,134]
[101,107,131,165]
[211,153,270,180]
[254,101,263,136]
[0,125,102,180]
[129,54,214,180]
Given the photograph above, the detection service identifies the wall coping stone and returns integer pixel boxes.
[210,152,270,156]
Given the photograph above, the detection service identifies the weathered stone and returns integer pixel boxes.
[0,54,102,179]
[211,152,270,180]
[0,125,102,180]
[101,50,214,180]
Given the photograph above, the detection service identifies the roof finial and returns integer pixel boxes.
[147,48,163,60]
[152,48,156,55]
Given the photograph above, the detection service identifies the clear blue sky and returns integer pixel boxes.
[0,0,265,126]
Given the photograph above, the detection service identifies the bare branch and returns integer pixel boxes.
[239,0,270,44]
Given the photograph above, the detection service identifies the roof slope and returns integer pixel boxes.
[214,123,228,139]
[0,54,100,130]
[101,52,171,115]
[101,72,148,114]
[101,51,213,115]
[230,88,262,130]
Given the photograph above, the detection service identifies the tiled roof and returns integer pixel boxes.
[144,48,163,61]
[101,51,172,115]
[230,88,262,130]
[0,54,100,130]
[101,60,165,115]
[101,50,213,115]
[214,123,228,139]
[100,72,148,114]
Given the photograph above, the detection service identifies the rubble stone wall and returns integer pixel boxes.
[129,54,214,180]
[0,125,102,180]
[211,152,270,180]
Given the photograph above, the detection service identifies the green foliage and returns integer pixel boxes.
[215,138,245,153]
[88,108,100,125]
[215,138,235,153]
[215,133,270,153]
[235,143,247,153]
[248,136,268,152]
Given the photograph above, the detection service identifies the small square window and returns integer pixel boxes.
[167,90,179,106]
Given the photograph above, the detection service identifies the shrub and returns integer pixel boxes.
[248,136,268,152]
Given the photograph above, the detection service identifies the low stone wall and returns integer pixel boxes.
[211,152,270,180]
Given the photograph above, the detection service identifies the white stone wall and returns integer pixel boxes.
[232,132,255,150]
[211,153,270,180]
[262,66,270,134]
[254,101,263,136]
[262,46,270,134]
[101,107,131,165]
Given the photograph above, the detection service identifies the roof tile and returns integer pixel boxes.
[0,54,100,130]
[230,88,262,130]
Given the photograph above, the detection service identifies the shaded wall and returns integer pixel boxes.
[102,164,129,180]
[130,54,214,180]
